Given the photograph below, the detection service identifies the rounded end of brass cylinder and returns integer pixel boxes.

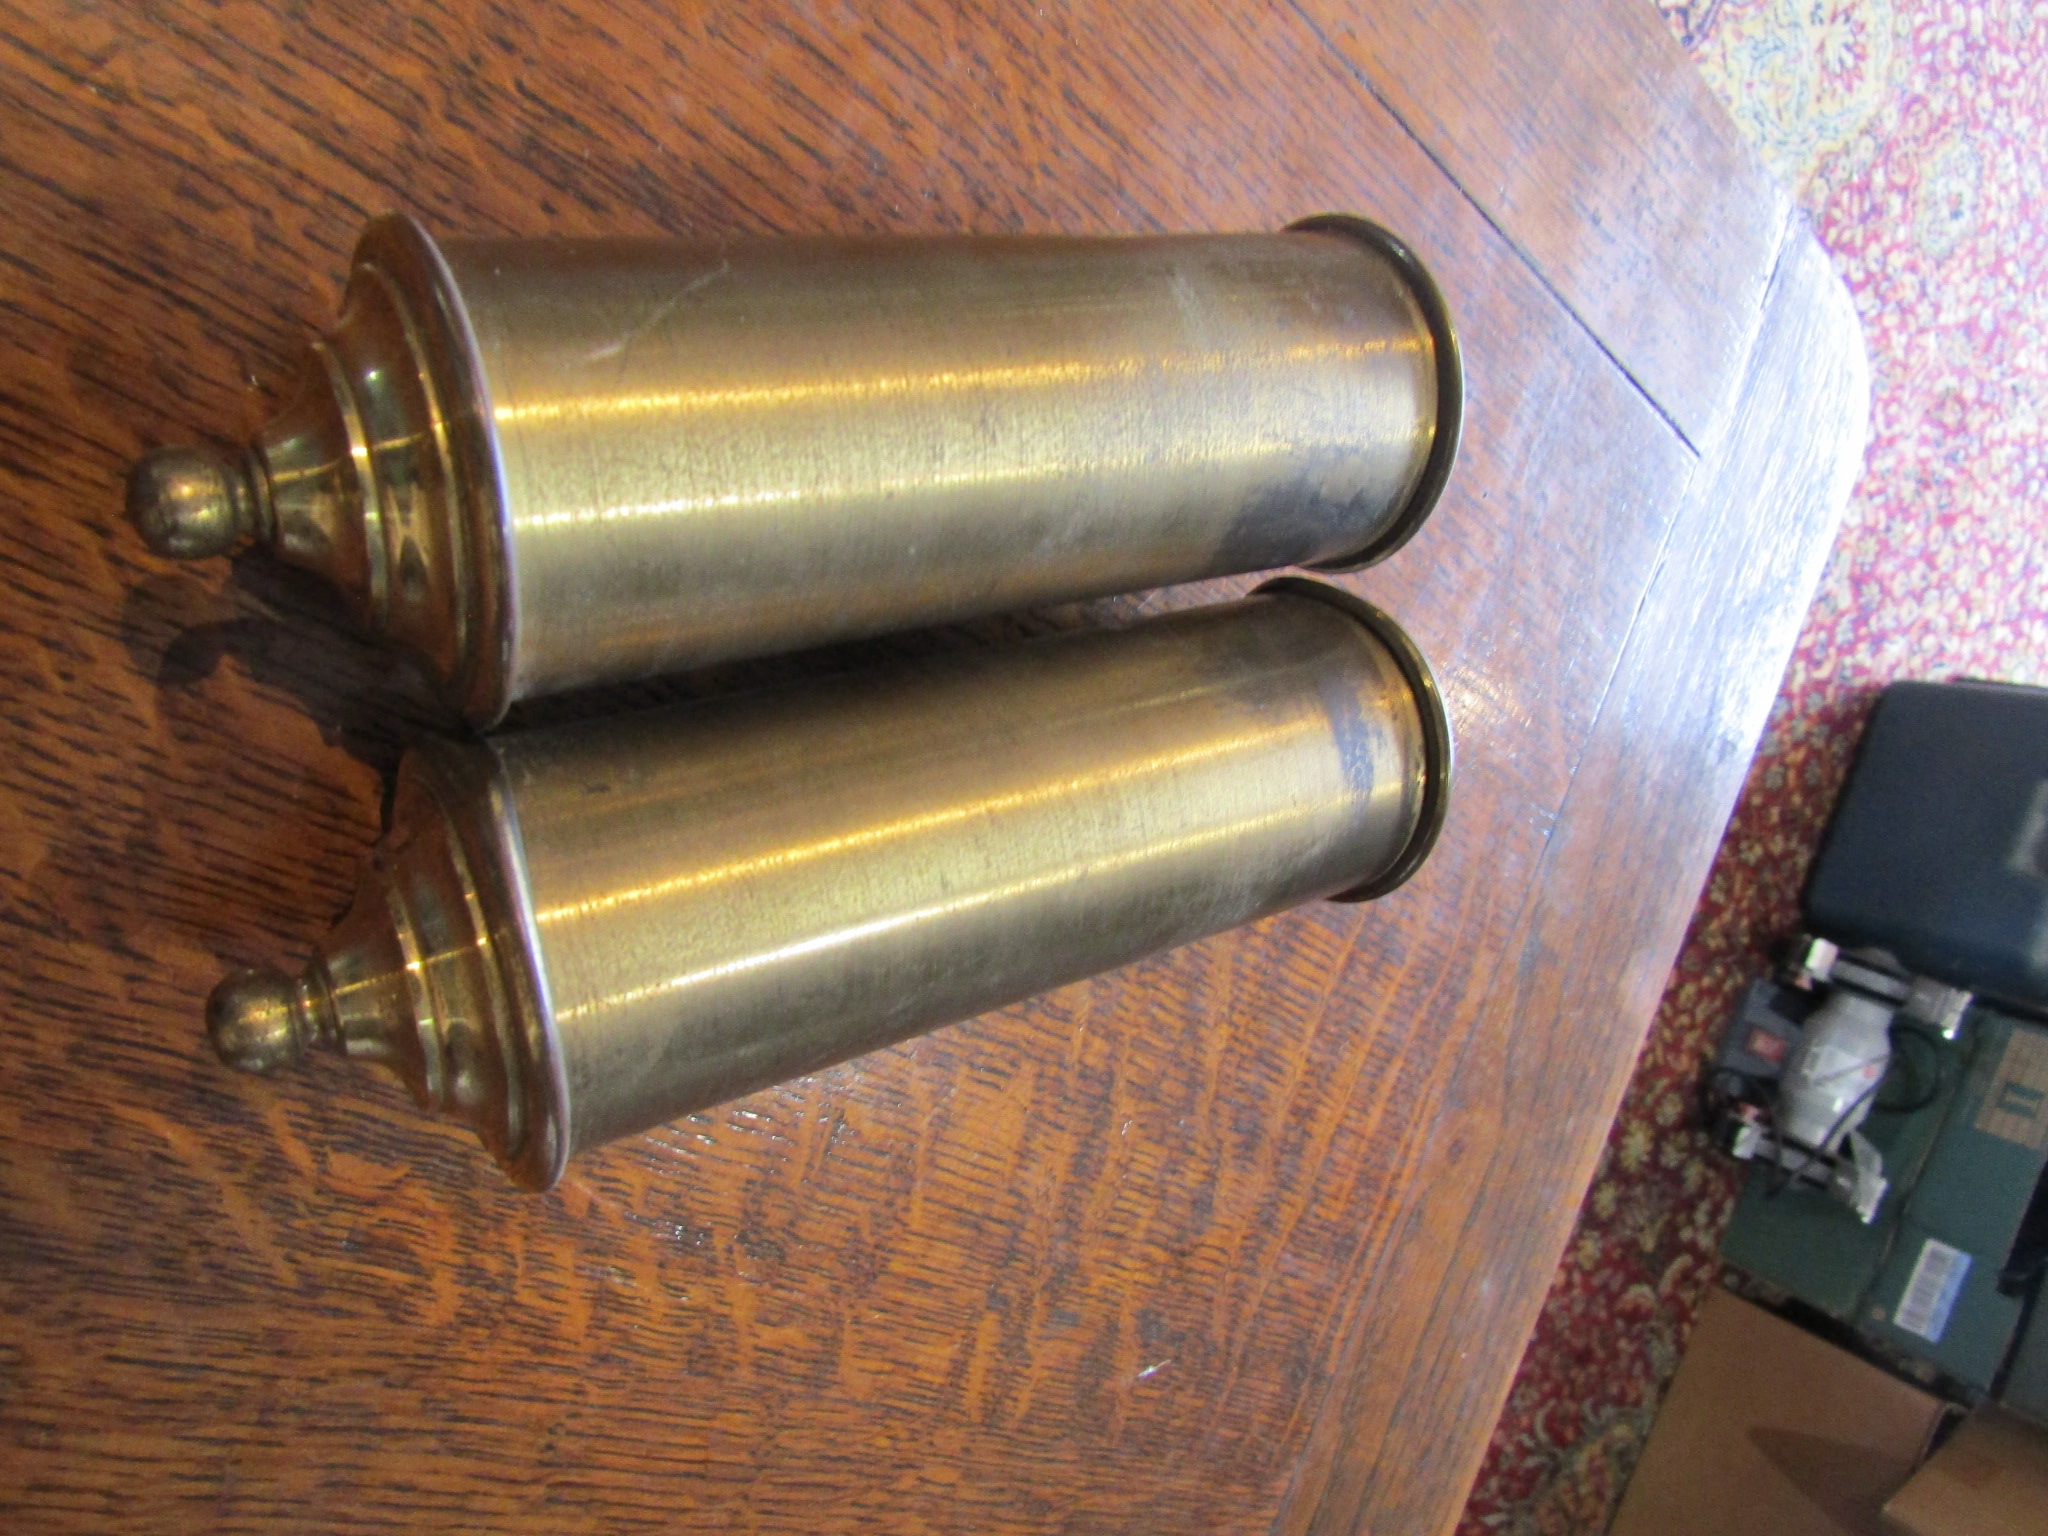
[1253,578,1454,902]
[128,445,264,561]
[207,968,313,1074]
[349,214,517,727]
[1286,215,1464,573]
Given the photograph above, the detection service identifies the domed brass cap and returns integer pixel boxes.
[207,967,329,1074]
[128,444,270,561]
[200,746,565,1188]
[121,215,513,723]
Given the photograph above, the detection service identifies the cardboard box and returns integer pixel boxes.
[2001,1300,2048,1430]
[1882,1407,2048,1536]
[1611,1288,1948,1536]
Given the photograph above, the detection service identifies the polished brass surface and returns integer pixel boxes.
[209,583,1451,1187]
[130,214,1459,722]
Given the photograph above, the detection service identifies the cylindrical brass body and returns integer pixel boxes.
[208,582,1450,1187]
[130,215,1460,722]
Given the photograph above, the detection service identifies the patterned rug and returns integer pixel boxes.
[1457,2,2048,1531]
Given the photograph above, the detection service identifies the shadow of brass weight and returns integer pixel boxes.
[207,582,1451,1188]
[129,214,1460,722]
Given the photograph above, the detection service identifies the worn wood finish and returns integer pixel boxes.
[0,4,1862,1533]
[1290,0,1791,449]
[1280,219,1871,1536]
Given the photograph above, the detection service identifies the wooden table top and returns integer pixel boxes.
[0,3,1866,1531]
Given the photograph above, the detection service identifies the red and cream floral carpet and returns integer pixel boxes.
[1458,2,2048,1531]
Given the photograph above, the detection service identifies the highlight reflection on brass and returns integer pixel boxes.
[485,336,1411,428]
[127,214,1461,722]
[201,582,1452,1188]
[527,726,1297,926]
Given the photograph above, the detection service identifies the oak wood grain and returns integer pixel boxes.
[0,3,1862,1532]
[1280,219,1870,1536]
[1289,0,1791,449]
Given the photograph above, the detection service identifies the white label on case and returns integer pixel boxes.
[1895,1237,1972,1343]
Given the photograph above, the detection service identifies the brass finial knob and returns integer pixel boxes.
[127,444,266,560]
[206,968,320,1074]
